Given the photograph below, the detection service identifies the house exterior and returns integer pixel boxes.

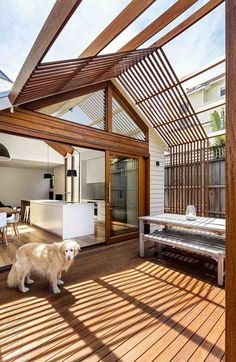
[0,73,166,244]
[186,73,225,137]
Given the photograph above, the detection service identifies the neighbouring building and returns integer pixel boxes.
[186,73,225,137]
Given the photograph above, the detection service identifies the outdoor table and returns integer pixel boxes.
[139,213,226,286]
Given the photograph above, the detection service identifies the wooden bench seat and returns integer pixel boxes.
[143,228,225,286]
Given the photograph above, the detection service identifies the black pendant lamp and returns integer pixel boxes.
[0,143,11,161]
[44,145,52,179]
[67,169,77,177]
[44,172,52,179]
[66,150,79,177]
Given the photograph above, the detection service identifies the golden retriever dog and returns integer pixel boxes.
[7,239,80,294]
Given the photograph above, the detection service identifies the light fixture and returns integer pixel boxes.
[44,145,52,179]
[0,143,11,161]
[67,169,77,177]
[66,148,79,177]
[44,173,52,179]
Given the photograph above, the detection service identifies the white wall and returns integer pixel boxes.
[0,167,50,206]
[149,128,165,216]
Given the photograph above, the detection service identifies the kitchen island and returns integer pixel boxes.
[30,200,94,239]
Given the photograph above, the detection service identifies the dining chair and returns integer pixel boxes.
[7,208,20,238]
[0,212,8,246]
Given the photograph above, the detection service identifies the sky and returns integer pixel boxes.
[0,0,225,88]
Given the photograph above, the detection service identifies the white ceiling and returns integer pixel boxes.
[0,159,62,170]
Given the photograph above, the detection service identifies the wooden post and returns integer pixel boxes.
[226,1,236,360]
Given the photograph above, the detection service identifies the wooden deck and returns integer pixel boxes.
[0,239,225,361]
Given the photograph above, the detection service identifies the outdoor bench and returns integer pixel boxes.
[142,227,225,286]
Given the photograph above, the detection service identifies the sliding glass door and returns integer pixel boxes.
[106,153,142,242]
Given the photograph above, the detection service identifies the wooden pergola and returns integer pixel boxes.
[0,0,235,359]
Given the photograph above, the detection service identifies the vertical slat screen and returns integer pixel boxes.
[165,140,209,216]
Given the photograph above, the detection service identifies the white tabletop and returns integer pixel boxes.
[139,213,225,235]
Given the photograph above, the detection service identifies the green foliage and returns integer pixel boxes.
[210,110,225,146]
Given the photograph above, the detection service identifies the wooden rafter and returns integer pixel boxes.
[67,0,223,95]
[79,0,156,57]
[46,141,74,157]
[119,0,198,52]
[9,0,83,105]
[13,47,155,106]
[14,0,224,111]
[136,57,225,105]
[118,48,207,146]
[151,0,224,48]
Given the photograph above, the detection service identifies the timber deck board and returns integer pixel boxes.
[0,239,225,361]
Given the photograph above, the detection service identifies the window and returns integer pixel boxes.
[112,97,145,140]
[39,89,106,130]
[220,86,225,97]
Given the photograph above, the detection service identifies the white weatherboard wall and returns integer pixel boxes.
[149,128,165,217]
[0,167,50,206]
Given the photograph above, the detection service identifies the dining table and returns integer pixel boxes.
[0,207,20,216]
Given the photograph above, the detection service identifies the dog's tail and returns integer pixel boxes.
[7,260,19,288]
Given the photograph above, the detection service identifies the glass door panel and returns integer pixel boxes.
[109,155,139,237]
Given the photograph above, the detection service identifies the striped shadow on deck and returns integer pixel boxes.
[0,239,225,361]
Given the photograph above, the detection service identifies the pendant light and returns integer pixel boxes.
[66,149,79,177]
[0,143,11,161]
[44,145,52,179]
[66,169,77,177]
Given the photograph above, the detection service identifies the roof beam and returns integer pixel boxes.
[119,0,198,52]
[9,0,83,104]
[46,141,74,157]
[79,0,156,58]
[23,81,108,111]
[151,0,224,48]
[84,0,199,87]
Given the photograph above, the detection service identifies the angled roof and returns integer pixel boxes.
[7,0,224,146]
[13,47,156,105]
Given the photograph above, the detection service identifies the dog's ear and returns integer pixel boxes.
[74,241,81,256]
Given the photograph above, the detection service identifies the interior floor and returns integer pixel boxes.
[0,221,105,269]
